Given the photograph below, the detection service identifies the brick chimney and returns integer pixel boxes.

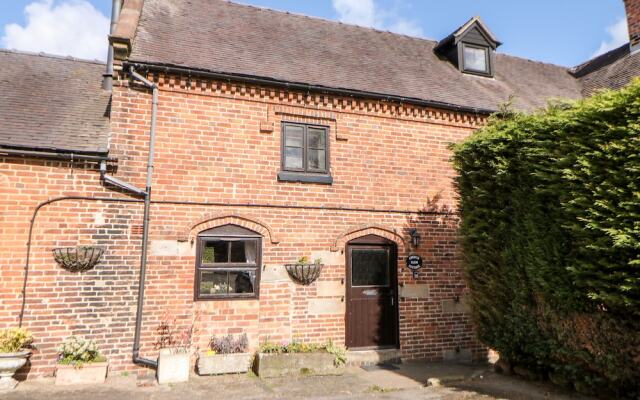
[624,0,640,52]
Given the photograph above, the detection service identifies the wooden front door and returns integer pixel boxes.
[346,235,399,349]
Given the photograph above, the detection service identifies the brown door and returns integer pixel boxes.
[346,235,399,349]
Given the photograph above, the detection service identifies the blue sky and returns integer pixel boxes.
[0,0,629,67]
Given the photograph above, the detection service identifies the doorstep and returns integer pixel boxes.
[346,348,401,366]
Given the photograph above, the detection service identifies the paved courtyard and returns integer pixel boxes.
[5,362,592,400]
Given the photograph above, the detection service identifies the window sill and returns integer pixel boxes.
[278,171,333,185]
[462,68,493,78]
[196,294,259,301]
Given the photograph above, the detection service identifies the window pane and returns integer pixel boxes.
[230,240,257,263]
[307,128,325,149]
[200,271,229,294]
[463,46,487,72]
[284,147,303,169]
[285,125,304,147]
[351,249,389,286]
[202,241,228,263]
[307,149,326,171]
[229,270,255,294]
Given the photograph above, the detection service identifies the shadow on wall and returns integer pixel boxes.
[399,192,485,362]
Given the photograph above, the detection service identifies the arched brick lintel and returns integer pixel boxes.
[331,224,407,252]
[183,212,280,244]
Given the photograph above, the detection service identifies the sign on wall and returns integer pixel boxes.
[406,254,423,278]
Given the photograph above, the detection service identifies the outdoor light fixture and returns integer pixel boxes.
[410,229,421,248]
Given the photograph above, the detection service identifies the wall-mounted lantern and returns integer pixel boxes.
[409,228,421,248]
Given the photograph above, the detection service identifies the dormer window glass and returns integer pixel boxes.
[462,44,489,74]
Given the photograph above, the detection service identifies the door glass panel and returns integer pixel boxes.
[351,249,389,286]
[200,271,229,294]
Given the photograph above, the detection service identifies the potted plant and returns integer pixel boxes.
[155,317,193,384]
[55,336,108,385]
[197,333,252,375]
[0,328,33,390]
[254,339,346,378]
[285,256,324,285]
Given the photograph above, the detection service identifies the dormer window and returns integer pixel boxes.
[434,16,501,78]
[462,44,489,74]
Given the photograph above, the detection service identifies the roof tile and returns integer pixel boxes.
[0,50,110,154]
[129,0,583,112]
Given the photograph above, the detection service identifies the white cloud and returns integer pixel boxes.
[1,0,110,61]
[332,0,378,27]
[331,0,423,37]
[592,17,629,57]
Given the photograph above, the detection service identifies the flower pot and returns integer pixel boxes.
[157,348,190,384]
[0,350,30,391]
[197,352,253,375]
[55,362,108,385]
[253,352,345,378]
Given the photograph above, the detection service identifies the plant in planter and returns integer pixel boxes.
[0,328,33,391]
[55,336,108,385]
[285,256,324,285]
[197,333,252,375]
[254,339,347,378]
[155,316,194,384]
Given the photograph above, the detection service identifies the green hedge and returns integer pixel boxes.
[452,80,640,398]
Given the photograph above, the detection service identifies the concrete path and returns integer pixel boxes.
[4,362,592,400]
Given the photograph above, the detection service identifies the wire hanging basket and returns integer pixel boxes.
[52,246,105,272]
[285,263,324,285]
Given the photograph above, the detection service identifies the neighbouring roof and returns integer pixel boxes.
[571,44,640,96]
[0,49,111,155]
[129,0,584,113]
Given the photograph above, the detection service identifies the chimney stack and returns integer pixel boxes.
[624,0,640,52]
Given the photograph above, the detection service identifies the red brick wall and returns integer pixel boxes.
[625,0,640,48]
[1,70,487,378]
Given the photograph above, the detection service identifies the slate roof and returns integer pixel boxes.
[0,49,110,155]
[572,44,640,96]
[129,0,584,113]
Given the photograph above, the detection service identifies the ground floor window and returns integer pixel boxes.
[195,224,261,300]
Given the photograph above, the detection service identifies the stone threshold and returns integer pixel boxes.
[346,348,402,366]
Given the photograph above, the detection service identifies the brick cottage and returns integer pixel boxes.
[1,0,639,378]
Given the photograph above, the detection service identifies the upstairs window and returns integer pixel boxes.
[462,44,489,74]
[434,17,500,78]
[196,224,261,300]
[278,122,332,184]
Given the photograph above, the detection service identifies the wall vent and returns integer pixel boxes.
[130,225,144,236]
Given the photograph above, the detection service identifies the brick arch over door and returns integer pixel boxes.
[331,224,407,253]
[183,212,280,244]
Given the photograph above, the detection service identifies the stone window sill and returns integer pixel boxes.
[277,171,333,185]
